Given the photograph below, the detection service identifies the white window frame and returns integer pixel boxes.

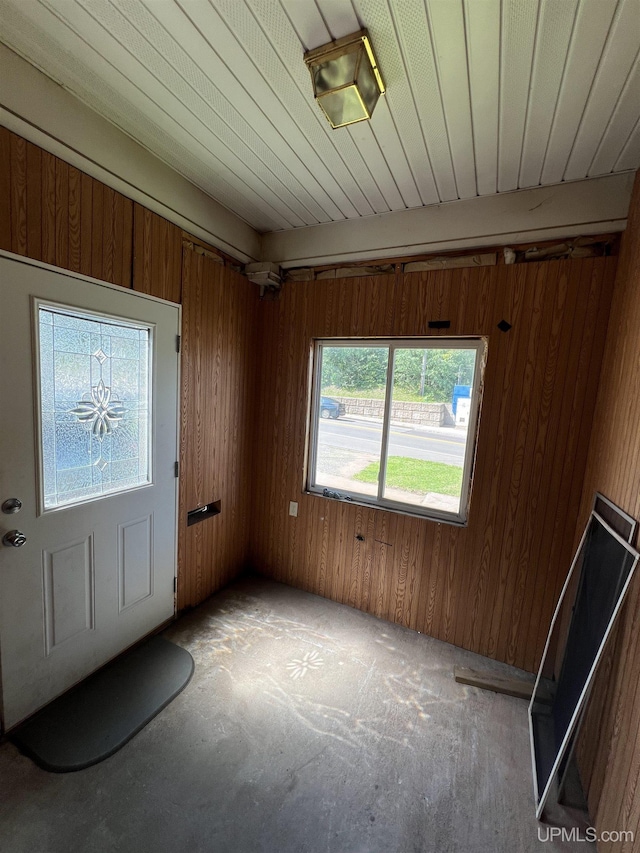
[306,337,487,525]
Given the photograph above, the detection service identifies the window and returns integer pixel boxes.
[37,302,152,511]
[307,338,486,525]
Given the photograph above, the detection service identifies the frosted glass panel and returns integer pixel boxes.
[38,305,152,510]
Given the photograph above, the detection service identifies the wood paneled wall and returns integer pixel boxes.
[0,128,132,287]
[131,205,258,609]
[251,257,617,671]
[133,203,183,304]
[574,170,640,851]
[1,127,258,612]
[177,247,258,609]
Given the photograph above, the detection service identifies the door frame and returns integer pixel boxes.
[0,249,182,727]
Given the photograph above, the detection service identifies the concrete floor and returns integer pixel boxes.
[0,575,593,853]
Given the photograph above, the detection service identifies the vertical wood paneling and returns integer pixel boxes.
[25,142,42,259]
[41,150,56,266]
[101,185,115,284]
[91,182,105,281]
[79,173,93,277]
[9,133,27,255]
[176,247,258,610]
[484,263,537,659]
[0,128,132,288]
[133,204,182,304]
[251,255,617,672]
[121,187,134,287]
[55,158,69,270]
[68,165,81,272]
[574,169,640,849]
[130,206,258,610]
[460,265,509,652]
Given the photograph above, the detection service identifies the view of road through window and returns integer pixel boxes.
[316,414,467,513]
[312,343,481,517]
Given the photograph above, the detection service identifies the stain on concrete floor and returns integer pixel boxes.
[0,575,594,853]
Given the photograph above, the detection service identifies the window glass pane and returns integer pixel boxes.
[38,305,152,510]
[381,347,477,513]
[314,345,389,497]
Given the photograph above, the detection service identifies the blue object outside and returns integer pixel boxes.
[452,385,471,416]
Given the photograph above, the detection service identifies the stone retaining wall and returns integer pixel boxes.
[334,397,454,427]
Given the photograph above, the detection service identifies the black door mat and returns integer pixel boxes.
[9,635,194,773]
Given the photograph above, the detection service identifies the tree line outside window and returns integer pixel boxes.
[320,346,476,402]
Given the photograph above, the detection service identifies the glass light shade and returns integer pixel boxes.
[304,31,384,129]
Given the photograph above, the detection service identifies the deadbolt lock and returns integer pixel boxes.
[2,530,27,548]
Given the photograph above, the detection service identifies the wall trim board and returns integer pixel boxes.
[262,174,633,268]
[0,45,260,265]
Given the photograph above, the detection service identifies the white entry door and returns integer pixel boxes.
[0,254,180,730]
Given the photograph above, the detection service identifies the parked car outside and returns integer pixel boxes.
[320,396,346,419]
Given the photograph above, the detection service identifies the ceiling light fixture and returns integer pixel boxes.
[304,29,385,129]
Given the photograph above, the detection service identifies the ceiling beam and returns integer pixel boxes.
[0,45,261,264]
[262,172,634,268]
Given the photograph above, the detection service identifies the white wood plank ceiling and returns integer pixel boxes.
[1,0,639,234]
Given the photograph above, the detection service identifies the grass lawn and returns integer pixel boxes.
[353,456,462,496]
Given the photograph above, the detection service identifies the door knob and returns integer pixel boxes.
[2,498,22,514]
[2,530,27,547]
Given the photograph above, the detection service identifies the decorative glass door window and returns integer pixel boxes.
[37,303,152,510]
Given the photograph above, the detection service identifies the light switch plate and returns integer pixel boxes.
[289,501,298,517]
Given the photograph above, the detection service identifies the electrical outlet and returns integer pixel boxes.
[289,501,298,517]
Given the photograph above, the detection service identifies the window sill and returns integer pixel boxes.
[304,487,468,527]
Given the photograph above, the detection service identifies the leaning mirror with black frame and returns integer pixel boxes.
[529,510,639,821]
